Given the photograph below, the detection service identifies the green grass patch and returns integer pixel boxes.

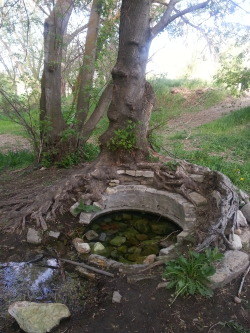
[0,114,26,136]
[0,150,35,172]
[162,107,250,192]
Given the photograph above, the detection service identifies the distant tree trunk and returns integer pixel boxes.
[75,0,102,136]
[40,0,74,160]
[99,0,155,163]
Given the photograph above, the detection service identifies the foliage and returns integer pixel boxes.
[214,52,250,96]
[0,150,34,171]
[163,248,224,301]
[107,120,137,151]
[214,320,250,333]
[164,107,250,192]
[83,142,100,161]
[74,201,101,215]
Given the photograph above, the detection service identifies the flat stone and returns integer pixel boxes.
[125,170,136,176]
[112,291,122,303]
[241,203,250,222]
[117,169,125,175]
[79,212,93,225]
[8,301,70,333]
[159,245,175,256]
[72,238,90,254]
[189,192,207,207]
[105,187,117,195]
[237,210,248,227]
[93,202,104,210]
[190,174,204,183]
[210,250,249,289]
[27,228,42,245]
[141,170,154,178]
[48,231,60,239]
[110,179,120,184]
[69,202,80,217]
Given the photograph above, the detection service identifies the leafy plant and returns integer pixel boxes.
[213,320,250,333]
[74,201,101,215]
[163,248,223,302]
[107,120,137,151]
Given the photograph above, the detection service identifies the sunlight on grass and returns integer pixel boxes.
[0,115,26,136]
[0,150,34,172]
[162,107,250,192]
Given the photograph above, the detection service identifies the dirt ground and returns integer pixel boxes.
[0,92,250,333]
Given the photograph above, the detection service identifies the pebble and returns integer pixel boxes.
[112,291,122,303]
[234,296,242,304]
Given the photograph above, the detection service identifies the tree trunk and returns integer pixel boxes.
[40,0,74,159]
[99,0,155,163]
[75,0,102,134]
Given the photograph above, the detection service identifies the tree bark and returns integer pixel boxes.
[99,0,155,163]
[75,0,102,132]
[40,0,74,153]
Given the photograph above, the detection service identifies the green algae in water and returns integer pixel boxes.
[85,211,181,264]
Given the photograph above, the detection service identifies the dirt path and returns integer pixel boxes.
[0,133,31,152]
[166,93,250,135]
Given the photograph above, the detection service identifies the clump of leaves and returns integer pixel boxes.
[107,120,137,151]
[74,201,101,215]
[163,248,224,302]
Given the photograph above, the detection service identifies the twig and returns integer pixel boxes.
[60,258,115,277]
[238,263,250,297]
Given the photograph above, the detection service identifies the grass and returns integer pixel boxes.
[0,114,26,136]
[0,150,34,172]
[159,107,250,192]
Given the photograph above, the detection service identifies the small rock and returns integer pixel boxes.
[141,170,154,178]
[93,201,104,210]
[237,210,248,227]
[116,170,125,175]
[234,228,242,235]
[8,301,70,333]
[69,202,80,217]
[84,230,98,241]
[156,281,169,290]
[234,296,242,304]
[110,236,126,247]
[99,232,107,242]
[143,254,156,264]
[79,212,93,225]
[189,192,207,206]
[159,245,175,256]
[27,228,42,245]
[229,234,242,250]
[72,238,91,254]
[48,231,60,239]
[93,242,105,254]
[112,291,122,303]
[241,203,250,222]
[75,266,95,279]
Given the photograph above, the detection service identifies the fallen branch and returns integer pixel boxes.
[238,263,250,297]
[60,258,115,278]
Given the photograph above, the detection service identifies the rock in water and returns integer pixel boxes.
[8,302,70,333]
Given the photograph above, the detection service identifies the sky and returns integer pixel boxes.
[147,0,250,81]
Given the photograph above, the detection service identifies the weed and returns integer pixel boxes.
[107,120,137,151]
[213,320,250,333]
[74,201,101,215]
[163,248,223,302]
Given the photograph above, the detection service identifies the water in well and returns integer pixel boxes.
[84,211,181,264]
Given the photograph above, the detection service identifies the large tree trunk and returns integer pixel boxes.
[40,0,74,160]
[75,0,102,136]
[99,0,155,163]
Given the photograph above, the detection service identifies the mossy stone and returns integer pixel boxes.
[127,246,142,254]
[131,219,150,234]
[110,236,126,247]
[126,254,145,263]
[110,249,119,259]
[135,234,148,241]
[141,244,160,256]
[92,242,106,254]
[117,245,128,254]
[150,222,175,235]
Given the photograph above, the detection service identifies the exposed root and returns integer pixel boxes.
[0,159,240,252]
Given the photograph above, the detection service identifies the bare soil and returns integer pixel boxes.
[0,92,250,333]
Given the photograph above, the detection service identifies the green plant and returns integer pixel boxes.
[163,248,223,302]
[74,201,101,215]
[213,320,250,333]
[107,120,137,151]
[0,150,34,171]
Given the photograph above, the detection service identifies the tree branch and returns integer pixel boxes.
[151,0,210,38]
